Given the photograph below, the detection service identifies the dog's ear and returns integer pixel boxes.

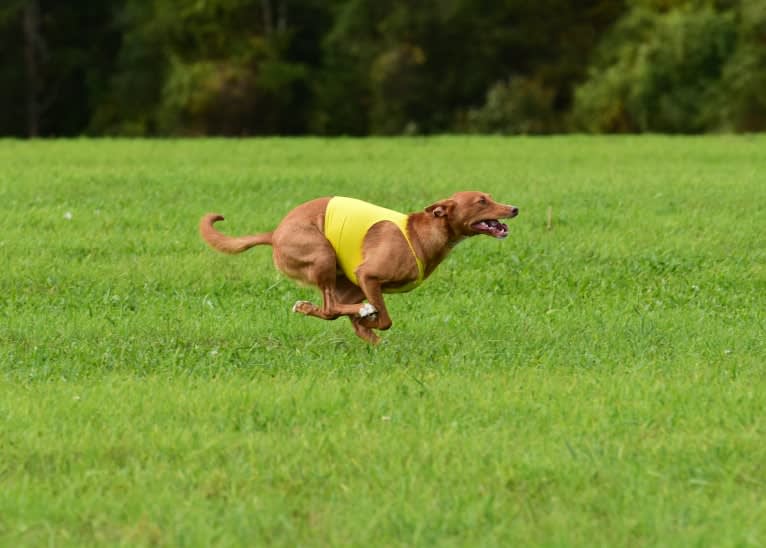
[425,199,456,218]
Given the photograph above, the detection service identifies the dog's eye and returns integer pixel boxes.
[479,197,488,205]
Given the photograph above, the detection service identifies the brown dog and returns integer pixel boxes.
[200,192,518,344]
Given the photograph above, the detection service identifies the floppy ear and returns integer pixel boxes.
[425,199,456,218]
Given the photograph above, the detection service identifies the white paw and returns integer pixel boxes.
[358,303,378,318]
[292,300,312,313]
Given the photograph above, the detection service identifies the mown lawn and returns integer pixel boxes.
[1,136,764,546]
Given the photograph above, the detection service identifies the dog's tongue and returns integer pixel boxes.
[473,219,509,238]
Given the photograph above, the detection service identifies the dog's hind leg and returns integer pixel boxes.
[292,276,379,343]
[271,223,372,322]
[291,285,364,319]
[288,256,371,320]
[295,276,381,343]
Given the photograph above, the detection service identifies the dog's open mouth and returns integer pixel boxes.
[471,219,509,239]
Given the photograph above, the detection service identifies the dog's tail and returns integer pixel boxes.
[199,213,273,254]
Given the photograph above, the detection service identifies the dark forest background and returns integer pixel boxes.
[2,0,765,137]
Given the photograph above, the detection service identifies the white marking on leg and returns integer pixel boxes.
[292,300,312,313]
[358,303,378,318]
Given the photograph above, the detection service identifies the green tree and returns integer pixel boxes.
[0,1,27,136]
[712,1,766,131]
[0,0,120,137]
[1,0,763,137]
[572,2,741,132]
[318,0,625,135]
[92,0,333,136]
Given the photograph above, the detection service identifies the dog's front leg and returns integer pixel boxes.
[349,316,381,344]
[332,278,381,344]
[356,275,392,331]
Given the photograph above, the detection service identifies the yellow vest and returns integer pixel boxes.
[324,197,425,292]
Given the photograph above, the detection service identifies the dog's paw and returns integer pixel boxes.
[292,300,314,314]
[357,303,378,319]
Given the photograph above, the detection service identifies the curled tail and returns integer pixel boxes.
[199,213,273,254]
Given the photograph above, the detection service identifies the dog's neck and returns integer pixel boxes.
[407,212,465,277]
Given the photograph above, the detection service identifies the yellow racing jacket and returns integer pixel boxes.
[324,197,425,293]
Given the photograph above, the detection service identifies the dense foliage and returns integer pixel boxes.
[2,0,764,136]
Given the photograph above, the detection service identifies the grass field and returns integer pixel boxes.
[1,136,765,546]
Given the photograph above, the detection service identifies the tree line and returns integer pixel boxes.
[2,0,764,137]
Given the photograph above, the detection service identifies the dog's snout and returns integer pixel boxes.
[509,206,519,217]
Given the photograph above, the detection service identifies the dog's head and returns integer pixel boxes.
[425,191,518,239]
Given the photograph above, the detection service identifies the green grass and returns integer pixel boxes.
[1,136,765,546]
